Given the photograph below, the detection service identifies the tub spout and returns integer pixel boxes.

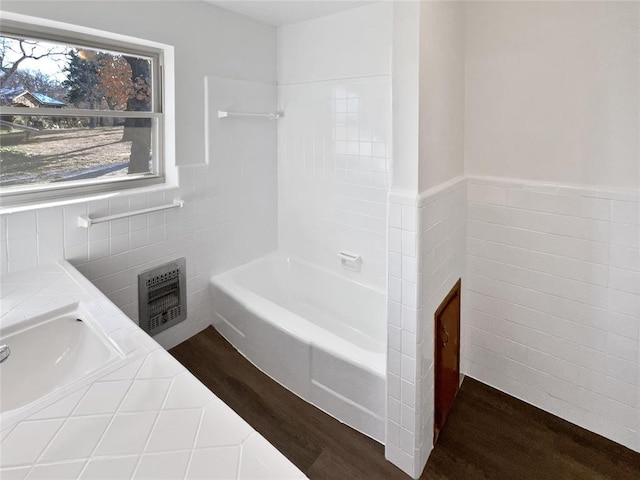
[0,344,10,363]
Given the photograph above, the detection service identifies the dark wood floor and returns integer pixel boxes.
[169,327,640,480]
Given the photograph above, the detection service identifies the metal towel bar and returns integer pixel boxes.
[78,198,184,228]
[217,110,284,120]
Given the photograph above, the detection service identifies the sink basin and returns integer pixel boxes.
[0,303,125,414]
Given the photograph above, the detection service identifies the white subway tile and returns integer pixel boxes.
[400,428,414,454]
[88,222,110,242]
[389,228,402,253]
[89,239,110,262]
[110,234,130,256]
[608,289,639,318]
[401,380,415,409]
[130,214,148,233]
[401,331,416,359]
[389,252,402,278]
[582,219,610,243]
[606,311,639,340]
[401,231,416,257]
[556,194,582,217]
[387,418,401,449]
[401,205,417,232]
[109,197,130,215]
[600,376,638,408]
[388,300,402,327]
[7,235,37,272]
[7,212,36,239]
[606,333,638,362]
[609,245,639,272]
[467,183,507,205]
[130,230,149,250]
[507,189,556,214]
[389,276,402,303]
[606,356,638,386]
[610,222,639,248]
[148,211,165,228]
[109,218,129,237]
[388,345,401,377]
[611,200,639,225]
[389,203,402,228]
[609,268,640,295]
[388,400,401,425]
[401,404,415,433]
[401,306,417,333]
[389,326,402,354]
[129,194,147,212]
[63,204,88,247]
[64,243,88,265]
[36,209,64,266]
[401,354,416,382]
[401,255,418,283]
[388,373,401,400]
[401,280,417,308]
[582,197,611,221]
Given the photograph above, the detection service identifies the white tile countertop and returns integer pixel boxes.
[0,261,306,480]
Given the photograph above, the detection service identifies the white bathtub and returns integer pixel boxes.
[209,253,386,442]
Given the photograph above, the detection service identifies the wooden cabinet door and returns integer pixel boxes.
[434,279,461,443]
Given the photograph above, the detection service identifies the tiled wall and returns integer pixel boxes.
[278,77,391,289]
[386,191,420,475]
[416,177,466,473]
[386,177,467,477]
[277,1,392,290]
[463,175,640,452]
[0,77,278,350]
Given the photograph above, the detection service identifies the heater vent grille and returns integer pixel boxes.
[138,258,187,336]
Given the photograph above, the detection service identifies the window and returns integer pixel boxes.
[0,14,174,207]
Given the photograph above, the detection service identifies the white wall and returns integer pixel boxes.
[463,0,640,454]
[0,1,278,349]
[465,1,640,189]
[391,0,421,193]
[418,0,465,191]
[278,1,391,84]
[277,1,393,289]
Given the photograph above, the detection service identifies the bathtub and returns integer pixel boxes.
[209,253,386,442]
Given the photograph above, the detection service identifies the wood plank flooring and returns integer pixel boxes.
[169,327,640,479]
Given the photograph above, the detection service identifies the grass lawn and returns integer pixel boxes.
[0,127,134,187]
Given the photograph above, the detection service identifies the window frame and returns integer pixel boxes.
[0,13,176,209]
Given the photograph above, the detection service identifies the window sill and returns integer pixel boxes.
[0,180,179,215]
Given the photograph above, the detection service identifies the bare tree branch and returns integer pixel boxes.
[0,37,67,89]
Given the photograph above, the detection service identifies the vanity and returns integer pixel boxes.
[0,261,306,479]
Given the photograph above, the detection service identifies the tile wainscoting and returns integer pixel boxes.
[389,174,639,477]
[386,176,467,478]
[463,175,640,453]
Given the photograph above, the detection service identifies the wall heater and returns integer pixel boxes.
[138,258,187,336]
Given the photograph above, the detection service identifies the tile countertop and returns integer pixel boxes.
[0,261,306,480]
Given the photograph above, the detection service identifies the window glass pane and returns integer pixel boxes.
[0,116,155,188]
[0,34,153,112]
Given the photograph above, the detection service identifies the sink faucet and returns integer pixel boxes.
[0,344,10,363]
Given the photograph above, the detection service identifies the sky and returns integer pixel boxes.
[2,36,70,84]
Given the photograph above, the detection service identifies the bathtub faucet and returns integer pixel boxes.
[0,344,10,363]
